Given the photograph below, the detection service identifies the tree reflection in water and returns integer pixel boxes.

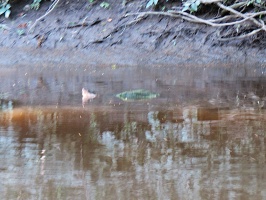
[0,105,266,199]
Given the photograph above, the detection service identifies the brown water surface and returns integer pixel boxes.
[1,64,266,199]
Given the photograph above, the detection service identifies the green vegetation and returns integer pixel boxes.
[182,0,201,12]
[146,0,159,8]
[0,0,41,18]
[30,0,42,10]
[100,1,110,8]
[140,0,266,40]
[0,0,11,18]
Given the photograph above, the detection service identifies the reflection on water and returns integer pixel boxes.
[1,106,266,199]
[1,65,266,199]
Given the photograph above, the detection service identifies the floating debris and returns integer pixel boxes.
[116,89,159,101]
[82,88,96,105]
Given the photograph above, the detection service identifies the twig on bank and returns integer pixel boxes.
[65,17,102,29]
[28,0,60,33]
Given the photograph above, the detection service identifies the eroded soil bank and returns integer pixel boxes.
[0,0,266,68]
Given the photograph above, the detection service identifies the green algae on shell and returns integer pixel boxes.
[116,89,159,101]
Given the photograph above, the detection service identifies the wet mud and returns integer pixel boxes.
[1,0,266,67]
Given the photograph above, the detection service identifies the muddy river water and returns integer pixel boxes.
[1,64,266,199]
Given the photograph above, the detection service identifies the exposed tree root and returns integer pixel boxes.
[28,0,60,33]
[125,1,266,41]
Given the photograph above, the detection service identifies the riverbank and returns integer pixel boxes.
[0,0,266,68]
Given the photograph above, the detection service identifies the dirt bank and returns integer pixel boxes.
[1,0,266,67]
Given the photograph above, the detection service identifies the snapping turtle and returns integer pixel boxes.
[116,89,159,101]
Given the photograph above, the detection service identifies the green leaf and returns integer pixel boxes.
[0,24,10,30]
[146,0,154,8]
[30,0,41,10]
[195,0,201,6]
[246,0,254,6]
[17,29,25,36]
[182,6,189,12]
[191,3,198,12]
[5,9,10,18]
[183,2,191,7]
[100,2,110,8]
[5,4,11,10]
[0,7,6,15]
[256,0,261,3]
